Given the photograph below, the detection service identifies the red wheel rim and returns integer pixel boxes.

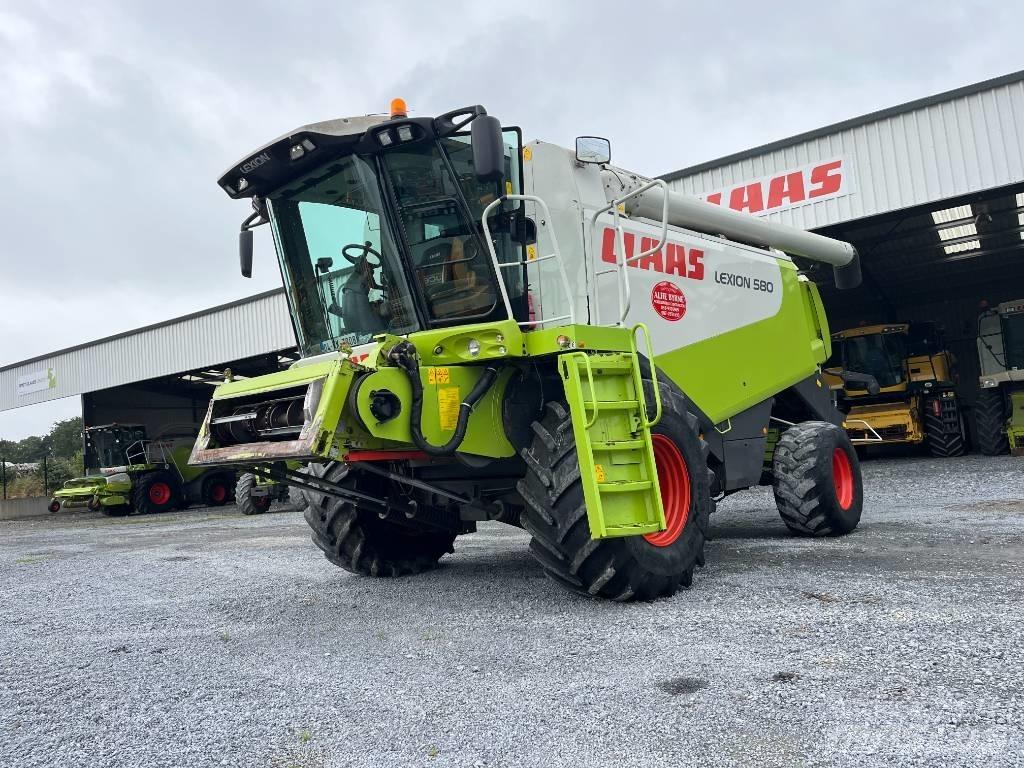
[210,484,227,503]
[48,501,61,513]
[149,482,172,506]
[832,448,854,510]
[255,496,271,510]
[644,433,691,547]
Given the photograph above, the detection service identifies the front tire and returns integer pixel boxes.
[519,384,714,602]
[235,473,272,515]
[302,462,457,577]
[924,394,966,458]
[975,388,1009,456]
[772,421,863,536]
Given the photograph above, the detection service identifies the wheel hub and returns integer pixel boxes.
[644,433,691,547]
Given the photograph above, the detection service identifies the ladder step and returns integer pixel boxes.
[597,480,654,494]
[584,399,640,410]
[572,357,634,372]
[592,439,645,451]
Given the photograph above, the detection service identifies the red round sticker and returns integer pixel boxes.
[651,281,686,321]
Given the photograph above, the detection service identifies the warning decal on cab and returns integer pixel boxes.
[651,281,686,322]
[437,386,461,431]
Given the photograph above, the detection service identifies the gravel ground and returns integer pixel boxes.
[1,455,1022,768]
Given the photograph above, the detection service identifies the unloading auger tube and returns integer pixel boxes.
[603,169,862,289]
[388,341,501,456]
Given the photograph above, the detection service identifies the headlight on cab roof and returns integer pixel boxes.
[980,378,998,389]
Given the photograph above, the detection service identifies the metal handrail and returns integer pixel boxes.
[588,179,670,326]
[631,323,662,427]
[844,419,885,444]
[565,352,600,429]
[481,195,576,329]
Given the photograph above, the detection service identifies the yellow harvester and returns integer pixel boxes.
[823,323,965,457]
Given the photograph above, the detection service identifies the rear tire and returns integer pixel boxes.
[772,421,862,536]
[924,394,966,458]
[519,383,714,602]
[235,473,272,515]
[132,471,181,514]
[975,388,1009,456]
[202,474,232,507]
[302,462,457,577]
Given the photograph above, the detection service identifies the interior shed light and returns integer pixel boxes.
[943,239,980,255]
[1016,192,1024,207]
[930,204,972,224]
[1018,212,1024,240]
[937,223,977,241]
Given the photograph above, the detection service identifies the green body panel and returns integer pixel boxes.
[169,446,204,483]
[524,324,634,356]
[559,345,665,539]
[396,320,525,365]
[655,268,829,425]
[213,359,338,398]
[353,366,516,458]
[1009,390,1024,451]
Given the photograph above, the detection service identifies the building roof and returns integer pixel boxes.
[1,289,296,412]
[661,70,1024,182]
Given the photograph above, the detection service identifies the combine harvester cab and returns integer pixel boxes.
[190,102,866,599]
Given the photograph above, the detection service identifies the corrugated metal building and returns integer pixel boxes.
[0,290,297,461]
[661,70,1024,418]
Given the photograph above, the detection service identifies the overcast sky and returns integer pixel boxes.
[1,0,1022,439]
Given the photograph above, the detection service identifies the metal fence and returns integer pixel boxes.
[0,455,58,500]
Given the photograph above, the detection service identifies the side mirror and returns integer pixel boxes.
[576,136,611,165]
[840,370,881,396]
[239,229,254,278]
[471,114,505,183]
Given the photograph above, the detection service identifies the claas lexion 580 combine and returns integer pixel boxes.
[190,100,867,600]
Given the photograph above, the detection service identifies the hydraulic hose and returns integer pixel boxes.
[389,341,501,456]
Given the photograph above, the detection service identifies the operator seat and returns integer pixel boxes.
[418,237,494,318]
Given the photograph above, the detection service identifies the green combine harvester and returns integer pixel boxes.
[190,100,866,600]
[50,424,235,516]
[976,298,1024,455]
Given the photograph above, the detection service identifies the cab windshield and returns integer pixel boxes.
[268,133,522,357]
[836,333,907,389]
[86,426,145,471]
[1003,313,1024,369]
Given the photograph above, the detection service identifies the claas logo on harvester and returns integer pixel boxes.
[600,228,705,280]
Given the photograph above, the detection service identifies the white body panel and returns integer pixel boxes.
[524,141,790,354]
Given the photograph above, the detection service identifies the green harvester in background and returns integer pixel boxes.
[49,424,235,516]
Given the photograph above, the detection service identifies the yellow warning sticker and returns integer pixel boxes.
[505,181,513,195]
[594,464,606,483]
[438,386,461,431]
[427,367,451,385]
[526,244,537,261]
[523,147,532,161]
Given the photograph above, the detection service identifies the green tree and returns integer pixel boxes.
[47,417,83,460]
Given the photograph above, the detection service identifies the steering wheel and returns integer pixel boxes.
[342,241,383,268]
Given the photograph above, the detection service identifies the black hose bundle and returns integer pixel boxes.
[388,341,500,456]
